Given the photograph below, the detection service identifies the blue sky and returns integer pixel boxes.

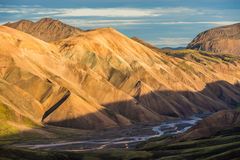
[1,0,240,47]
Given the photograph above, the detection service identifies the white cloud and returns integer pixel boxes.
[62,19,145,27]
[0,4,41,8]
[0,7,195,17]
[0,7,58,15]
[0,8,23,14]
[61,19,240,28]
[59,8,159,17]
[154,21,239,26]
[200,21,239,26]
[149,38,193,47]
[57,7,195,17]
[1,5,238,30]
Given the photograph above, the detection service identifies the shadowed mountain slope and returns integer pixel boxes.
[179,109,240,140]
[47,81,240,130]
[187,23,240,55]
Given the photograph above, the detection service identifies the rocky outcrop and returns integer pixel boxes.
[4,18,82,42]
[187,23,240,55]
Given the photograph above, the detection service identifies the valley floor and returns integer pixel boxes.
[2,113,240,160]
[1,126,240,160]
[1,115,204,152]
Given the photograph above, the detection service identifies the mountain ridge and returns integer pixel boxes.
[4,18,82,42]
[0,19,240,131]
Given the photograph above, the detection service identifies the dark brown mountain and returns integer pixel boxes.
[187,23,240,55]
[4,18,82,42]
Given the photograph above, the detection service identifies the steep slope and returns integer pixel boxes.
[187,23,240,55]
[0,26,122,130]
[55,28,240,119]
[4,18,82,42]
[0,23,240,131]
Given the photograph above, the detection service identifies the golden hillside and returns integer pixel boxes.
[0,22,240,130]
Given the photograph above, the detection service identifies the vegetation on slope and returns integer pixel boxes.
[0,102,37,137]
[138,126,240,160]
[161,49,240,64]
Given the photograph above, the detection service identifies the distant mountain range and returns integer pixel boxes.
[161,47,186,50]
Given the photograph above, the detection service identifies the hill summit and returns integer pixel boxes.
[4,18,82,42]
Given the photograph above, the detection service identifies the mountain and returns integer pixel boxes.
[0,19,240,131]
[4,18,82,42]
[187,23,240,55]
[179,109,240,140]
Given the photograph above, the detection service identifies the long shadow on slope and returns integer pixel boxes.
[45,80,240,130]
[0,81,240,160]
[42,90,71,121]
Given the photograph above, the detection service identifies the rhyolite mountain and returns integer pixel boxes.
[0,18,240,131]
[187,23,240,55]
[4,18,82,42]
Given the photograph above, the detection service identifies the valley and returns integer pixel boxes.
[0,17,240,160]
[1,121,240,160]
[11,114,204,151]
